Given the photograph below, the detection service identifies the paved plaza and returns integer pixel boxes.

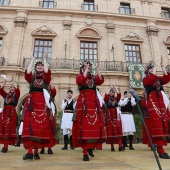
[0,144,170,170]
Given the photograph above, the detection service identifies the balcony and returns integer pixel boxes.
[22,58,130,72]
[0,0,10,6]
[39,1,57,8]
[81,3,98,11]
[0,57,5,66]
[119,7,135,15]
[161,10,170,19]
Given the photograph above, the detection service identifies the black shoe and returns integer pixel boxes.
[34,153,40,160]
[119,147,125,151]
[159,153,170,159]
[23,153,33,160]
[88,149,94,157]
[39,149,45,154]
[83,154,89,161]
[48,149,53,155]
[111,148,115,152]
[1,147,8,153]
[61,145,68,150]
[14,142,20,147]
[129,146,135,150]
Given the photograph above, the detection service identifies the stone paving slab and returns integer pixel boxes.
[0,144,170,170]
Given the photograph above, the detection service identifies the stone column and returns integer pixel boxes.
[8,10,28,66]
[106,16,115,61]
[146,20,160,65]
[62,15,72,59]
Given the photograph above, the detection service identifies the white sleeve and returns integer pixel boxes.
[73,101,77,110]
[61,100,67,110]
[118,98,128,106]
[131,97,136,106]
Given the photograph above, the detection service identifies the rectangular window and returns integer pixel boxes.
[80,41,98,61]
[40,0,56,8]
[120,3,134,14]
[124,44,142,64]
[0,0,9,5]
[168,47,170,55]
[161,8,170,18]
[33,39,52,58]
[82,0,96,11]
[0,38,2,50]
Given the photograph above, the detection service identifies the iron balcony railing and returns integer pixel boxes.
[0,0,10,6]
[22,58,138,72]
[39,1,57,8]
[0,57,5,66]
[161,10,170,19]
[119,7,135,15]
[81,3,98,11]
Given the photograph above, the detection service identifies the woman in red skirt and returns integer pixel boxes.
[104,85,124,151]
[73,61,106,161]
[22,52,54,160]
[143,56,170,159]
[0,79,20,153]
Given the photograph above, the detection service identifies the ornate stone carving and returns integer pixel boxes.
[121,32,143,42]
[14,10,28,28]
[106,24,115,33]
[63,20,72,30]
[77,27,102,39]
[0,25,8,35]
[146,20,159,36]
[164,34,170,45]
[31,25,57,37]
[85,16,93,26]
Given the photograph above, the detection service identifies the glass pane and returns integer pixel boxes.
[85,49,88,54]
[83,4,88,10]
[85,55,88,59]
[80,54,84,60]
[34,52,37,58]
[133,52,136,56]
[44,41,48,46]
[89,43,93,48]
[126,57,129,61]
[94,50,97,55]
[80,43,84,48]
[39,47,43,52]
[48,52,51,57]
[48,47,52,53]
[89,55,93,59]
[132,46,135,51]
[134,58,136,62]
[38,52,42,57]
[125,51,128,57]
[85,43,88,48]
[128,46,132,50]
[89,49,92,54]
[43,2,48,8]
[35,40,39,46]
[137,53,140,57]
[130,57,132,61]
[80,49,84,53]
[40,41,44,46]
[94,55,97,60]
[138,59,141,63]
[49,2,54,8]
[129,52,132,56]
[93,43,97,48]
[34,47,38,52]
[44,47,47,53]
[48,41,52,46]
[136,46,139,51]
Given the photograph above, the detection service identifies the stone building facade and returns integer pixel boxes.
[0,0,170,112]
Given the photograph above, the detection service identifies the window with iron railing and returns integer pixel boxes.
[119,3,135,15]
[82,0,98,11]
[161,8,170,18]
[124,44,142,64]
[80,42,98,61]
[0,38,2,50]
[39,0,57,8]
[33,39,52,58]
[0,0,10,6]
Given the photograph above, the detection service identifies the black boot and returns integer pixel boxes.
[39,149,45,154]
[15,135,21,147]
[159,153,170,159]
[88,149,94,157]
[70,135,74,149]
[128,135,135,150]
[48,149,53,154]
[23,153,33,160]
[122,136,129,148]
[83,154,89,161]
[61,135,68,150]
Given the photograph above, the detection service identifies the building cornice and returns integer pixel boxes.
[0,6,170,24]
